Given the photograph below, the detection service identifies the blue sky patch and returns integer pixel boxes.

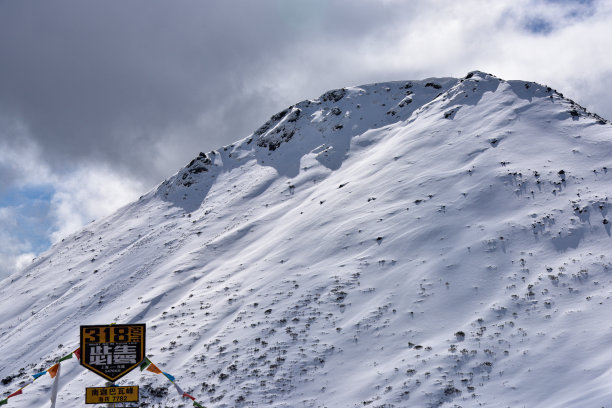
[524,16,555,34]
[545,0,594,6]
[0,184,55,254]
[0,184,54,207]
[542,0,596,20]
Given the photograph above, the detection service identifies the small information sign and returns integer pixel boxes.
[85,385,139,404]
[80,324,146,382]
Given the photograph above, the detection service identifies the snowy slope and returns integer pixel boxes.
[2,71,612,407]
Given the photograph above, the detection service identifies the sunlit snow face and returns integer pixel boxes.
[1,0,612,281]
[2,71,612,407]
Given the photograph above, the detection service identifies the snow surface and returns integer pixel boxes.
[2,71,612,407]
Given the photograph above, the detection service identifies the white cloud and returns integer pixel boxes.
[0,207,34,278]
[289,0,612,116]
[0,136,147,278]
[14,252,36,271]
[0,119,51,187]
[0,164,146,279]
[49,165,146,243]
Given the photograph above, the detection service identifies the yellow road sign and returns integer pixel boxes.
[85,386,139,404]
[80,324,146,381]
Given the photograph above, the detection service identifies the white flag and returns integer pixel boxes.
[50,363,61,408]
[174,382,184,397]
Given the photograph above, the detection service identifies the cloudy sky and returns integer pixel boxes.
[1,0,611,277]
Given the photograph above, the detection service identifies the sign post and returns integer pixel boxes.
[85,385,139,404]
[80,324,146,382]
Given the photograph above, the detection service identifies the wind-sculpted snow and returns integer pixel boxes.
[156,75,458,210]
[2,71,612,407]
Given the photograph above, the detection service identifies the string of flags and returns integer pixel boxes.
[0,347,79,406]
[1,349,205,407]
[139,357,204,407]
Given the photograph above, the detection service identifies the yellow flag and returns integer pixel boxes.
[47,363,60,378]
[146,363,162,374]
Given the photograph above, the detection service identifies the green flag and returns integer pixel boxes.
[139,357,151,371]
[193,402,205,408]
[58,353,73,362]
[0,398,8,405]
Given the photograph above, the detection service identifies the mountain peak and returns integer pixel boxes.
[159,70,607,206]
[464,69,497,79]
[3,72,612,407]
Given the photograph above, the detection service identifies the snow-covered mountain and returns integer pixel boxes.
[2,71,612,407]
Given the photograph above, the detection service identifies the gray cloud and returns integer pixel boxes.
[1,0,612,277]
[0,0,422,187]
[2,0,611,184]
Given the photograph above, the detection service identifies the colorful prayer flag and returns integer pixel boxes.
[20,378,34,389]
[58,352,73,362]
[50,363,61,408]
[193,401,205,408]
[8,388,23,398]
[0,398,8,405]
[140,358,151,371]
[173,382,184,396]
[47,363,60,378]
[33,371,47,380]
[163,372,175,382]
[183,392,196,400]
[146,363,162,374]
[73,348,81,360]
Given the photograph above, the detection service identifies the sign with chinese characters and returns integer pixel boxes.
[85,385,139,404]
[80,324,146,382]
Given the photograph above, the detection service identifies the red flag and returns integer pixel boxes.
[8,389,23,398]
[73,348,81,360]
[183,392,196,400]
